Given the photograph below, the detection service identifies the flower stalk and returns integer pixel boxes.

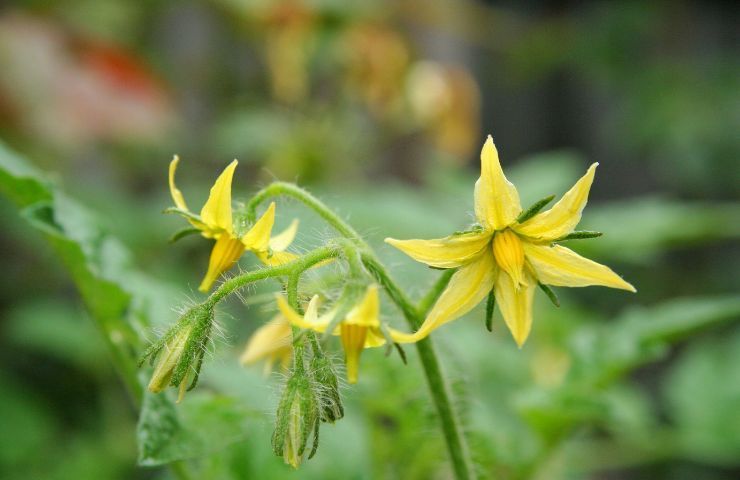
[243,182,477,480]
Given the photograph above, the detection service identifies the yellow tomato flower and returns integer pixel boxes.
[168,156,299,291]
[386,136,635,347]
[240,314,293,375]
[277,285,415,384]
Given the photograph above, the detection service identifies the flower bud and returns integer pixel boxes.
[271,370,320,468]
[139,303,214,402]
[310,351,344,423]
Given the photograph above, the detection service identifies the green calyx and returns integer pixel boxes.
[310,351,344,424]
[139,303,214,397]
[272,370,321,468]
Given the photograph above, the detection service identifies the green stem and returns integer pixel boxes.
[249,182,476,480]
[246,182,361,241]
[206,245,339,307]
[418,269,456,316]
[361,254,475,480]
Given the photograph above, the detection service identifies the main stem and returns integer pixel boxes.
[247,183,476,480]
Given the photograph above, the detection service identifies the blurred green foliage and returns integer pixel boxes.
[1,1,738,480]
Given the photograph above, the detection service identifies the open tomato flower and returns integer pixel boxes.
[386,136,635,347]
[168,156,299,291]
[277,285,415,384]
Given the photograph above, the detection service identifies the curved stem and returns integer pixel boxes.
[206,245,339,307]
[248,182,476,479]
[246,182,361,241]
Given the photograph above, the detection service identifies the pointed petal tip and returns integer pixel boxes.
[513,334,529,349]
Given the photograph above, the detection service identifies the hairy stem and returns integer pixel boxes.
[249,182,476,480]
[206,245,339,307]
[246,182,361,241]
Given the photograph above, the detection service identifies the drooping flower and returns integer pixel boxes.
[240,314,293,375]
[168,156,299,291]
[386,136,635,347]
[277,285,415,384]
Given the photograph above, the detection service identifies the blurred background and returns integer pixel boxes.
[0,1,738,479]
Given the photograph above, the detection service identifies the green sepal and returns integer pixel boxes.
[379,323,406,364]
[308,419,320,460]
[555,230,603,241]
[452,224,485,236]
[485,290,496,332]
[170,304,214,388]
[393,343,408,365]
[169,227,200,243]
[516,194,556,223]
[309,343,344,423]
[163,207,203,223]
[538,283,560,307]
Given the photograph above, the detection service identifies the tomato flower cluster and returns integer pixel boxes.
[141,135,634,468]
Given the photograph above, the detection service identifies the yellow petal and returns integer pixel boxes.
[340,323,368,384]
[385,326,418,344]
[241,202,276,252]
[168,156,209,232]
[495,268,536,347]
[345,285,381,328]
[412,251,497,340]
[169,155,189,211]
[277,294,330,332]
[257,250,299,267]
[474,136,521,230]
[198,235,246,292]
[269,219,299,252]
[240,316,293,365]
[385,231,491,269]
[364,328,388,348]
[515,163,597,240]
[200,160,238,234]
[523,243,636,292]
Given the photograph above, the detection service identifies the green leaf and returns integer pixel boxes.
[665,330,740,464]
[137,388,253,466]
[0,142,146,396]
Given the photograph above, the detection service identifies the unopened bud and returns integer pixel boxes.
[311,352,344,423]
[139,303,214,402]
[272,370,320,468]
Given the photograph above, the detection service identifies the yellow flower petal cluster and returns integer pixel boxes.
[386,136,635,347]
[277,285,414,384]
[169,156,299,291]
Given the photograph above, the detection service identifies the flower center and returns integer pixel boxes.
[492,229,526,288]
